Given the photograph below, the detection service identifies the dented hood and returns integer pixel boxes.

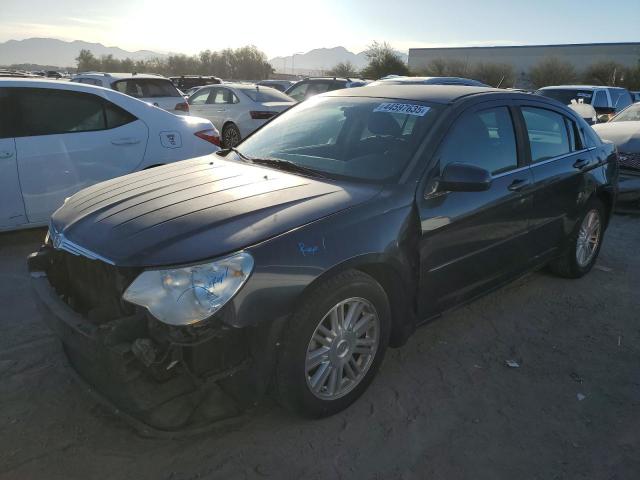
[51,156,380,266]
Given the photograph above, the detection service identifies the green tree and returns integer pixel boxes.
[528,57,577,88]
[360,41,409,79]
[583,61,627,86]
[327,61,359,78]
[470,62,515,87]
[418,58,469,77]
[75,49,97,72]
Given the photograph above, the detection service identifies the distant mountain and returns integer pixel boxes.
[269,46,408,75]
[0,38,165,68]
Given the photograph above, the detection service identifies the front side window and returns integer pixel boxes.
[188,88,211,105]
[522,107,571,162]
[235,96,442,183]
[16,88,106,137]
[439,106,518,175]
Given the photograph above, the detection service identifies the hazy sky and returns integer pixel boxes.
[1,0,638,57]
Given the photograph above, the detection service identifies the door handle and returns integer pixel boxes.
[573,158,589,169]
[111,138,141,146]
[0,150,14,159]
[507,178,531,192]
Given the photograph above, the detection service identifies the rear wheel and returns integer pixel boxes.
[222,123,241,148]
[276,270,390,417]
[549,199,605,278]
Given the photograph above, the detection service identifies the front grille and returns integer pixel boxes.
[47,249,138,323]
[619,152,640,171]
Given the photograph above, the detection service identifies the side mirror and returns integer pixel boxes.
[439,163,492,192]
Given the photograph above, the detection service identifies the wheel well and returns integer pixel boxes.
[222,121,236,132]
[595,188,614,227]
[355,264,416,347]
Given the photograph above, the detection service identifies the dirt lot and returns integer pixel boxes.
[1,215,639,480]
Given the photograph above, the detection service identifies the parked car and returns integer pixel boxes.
[188,83,295,147]
[45,70,62,79]
[169,75,222,91]
[631,91,640,102]
[71,72,190,115]
[593,103,640,211]
[535,85,634,122]
[256,79,296,92]
[29,85,617,430]
[367,76,488,87]
[284,77,367,102]
[0,79,220,230]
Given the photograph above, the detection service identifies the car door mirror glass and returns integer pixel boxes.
[438,163,492,192]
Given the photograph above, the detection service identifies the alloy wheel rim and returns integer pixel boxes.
[224,127,240,147]
[576,209,601,267]
[305,297,380,400]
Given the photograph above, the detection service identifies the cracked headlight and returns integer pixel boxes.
[123,252,254,326]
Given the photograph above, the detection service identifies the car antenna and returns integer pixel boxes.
[495,75,505,89]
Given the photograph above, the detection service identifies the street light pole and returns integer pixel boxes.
[292,51,304,77]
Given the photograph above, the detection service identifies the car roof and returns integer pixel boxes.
[73,72,167,80]
[324,84,503,104]
[539,85,604,91]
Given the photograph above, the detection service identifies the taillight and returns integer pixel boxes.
[175,102,189,113]
[195,129,221,147]
[250,111,277,120]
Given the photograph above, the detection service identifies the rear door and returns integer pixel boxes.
[13,87,148,223]
[418,101,534,318]
[515,101,594,258]
[0,89,26,228]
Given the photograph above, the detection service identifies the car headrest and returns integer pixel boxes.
[368,112,402,137]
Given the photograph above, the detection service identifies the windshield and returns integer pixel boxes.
[233,96,442,183]
[536,88,594,105]
[241,87,294,103]
[611,104,640,122]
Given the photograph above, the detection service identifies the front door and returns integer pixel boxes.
[418,103,534,319]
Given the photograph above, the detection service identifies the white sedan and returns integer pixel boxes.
[188,83,295,147]
[0,79,220,231]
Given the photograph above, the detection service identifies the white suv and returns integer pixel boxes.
[71,72,190,115]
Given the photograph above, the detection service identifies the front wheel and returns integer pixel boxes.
[549,199,605,278]
[275,270,391,418]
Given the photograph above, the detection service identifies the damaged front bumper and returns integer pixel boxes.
[28,247,254,434]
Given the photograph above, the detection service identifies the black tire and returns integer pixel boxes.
[275,270,391,418]
[549,198,606,278]
[222,123,241,148]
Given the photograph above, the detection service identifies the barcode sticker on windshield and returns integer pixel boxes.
[374,103,430,116]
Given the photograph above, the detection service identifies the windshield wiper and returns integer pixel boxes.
[222,147,328,179]
[249,157,329,179]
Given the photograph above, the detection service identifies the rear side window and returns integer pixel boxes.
[0,89,14,138]
[210,88,239,104]
[112,79,181,98]
[440,106,518,175]
[188,88,211,105]
[104,102,137,129]
[11,88,136,137]
[608,88,633,110]
[522,107,570,162]
[592,90,608,108]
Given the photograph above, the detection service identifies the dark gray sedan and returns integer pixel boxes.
[29,85,617,432]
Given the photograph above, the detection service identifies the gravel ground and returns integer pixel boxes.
[1,215,639,480]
